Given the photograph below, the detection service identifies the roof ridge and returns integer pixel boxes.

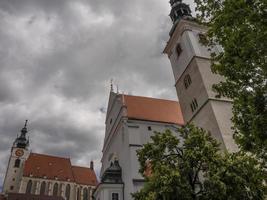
[30,152,71,160]
[123,94,179,103]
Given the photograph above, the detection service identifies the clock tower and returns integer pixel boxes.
[164,0,237,151]
[3,120,30,194]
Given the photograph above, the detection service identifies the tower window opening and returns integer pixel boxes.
[112,193,119,200]
[176,44,182,57]
[14,159,21,168]
[148,126,152,131]
[183,9,189,15]
[184,74,192,89]
[190,98,198,112]
[10,186,14,190]
[177,10,182,17]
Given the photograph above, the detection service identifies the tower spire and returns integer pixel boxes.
[14,120,29,149]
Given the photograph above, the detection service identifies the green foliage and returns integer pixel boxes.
[194,0,267,162]
[132,125,267,200]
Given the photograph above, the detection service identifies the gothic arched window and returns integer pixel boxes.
[65,184,71,200]
[53,183,58,196]
[77,187,81,200]
[26,180,32,194]
[40,181,46,195]
[14,159,21,168]
[83,188,88,200]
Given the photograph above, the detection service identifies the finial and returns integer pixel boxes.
[24,120,28,128]
[110,79,114,92]
[21,120,28,135]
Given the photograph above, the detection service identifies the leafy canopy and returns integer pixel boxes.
[194,0,267,161]
[133,125,267,200]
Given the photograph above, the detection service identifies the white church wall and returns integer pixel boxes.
[124,120,181,199]
[19,176,95,200]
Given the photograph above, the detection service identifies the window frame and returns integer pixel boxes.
[112,192,119,200]
[184,74,192,89]
[14,159,21,168]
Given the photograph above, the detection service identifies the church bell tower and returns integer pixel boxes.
[164,0,237,151]
[3,120,30,194]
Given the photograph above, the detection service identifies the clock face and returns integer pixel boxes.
[15,149,24,157]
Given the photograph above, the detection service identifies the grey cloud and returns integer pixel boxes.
[0,0,195,185]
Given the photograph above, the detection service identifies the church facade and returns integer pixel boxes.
[95,0,237,199]
[2,121,97,200]
[94,91,184,200]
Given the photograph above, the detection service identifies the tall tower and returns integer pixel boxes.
[3,120,30,194]
[164,0,237,151]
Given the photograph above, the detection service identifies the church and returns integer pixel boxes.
[2,121,98,200]
[94,0,236,199]
[1,0,237,200]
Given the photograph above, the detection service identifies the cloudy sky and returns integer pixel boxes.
[0,0,194,184]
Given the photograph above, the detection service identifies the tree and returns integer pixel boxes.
[132,125,267,200]
[194,0,267,162]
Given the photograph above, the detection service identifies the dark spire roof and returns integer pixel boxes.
[14,120,29,149]
[169,0,192,24]
[101,159,123,184]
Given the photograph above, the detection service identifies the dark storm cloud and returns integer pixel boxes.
[0,0,195,184]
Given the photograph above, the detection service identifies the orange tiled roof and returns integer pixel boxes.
[123,95,184,125]
[24,153,74,182]
[23,153,97,186]
[72,166,98,186]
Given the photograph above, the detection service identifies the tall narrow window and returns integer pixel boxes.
[83,188,88,200]
[14,159,21,168]
[53,183,58,196]
[65,184,71,200]
[40,181,46,195]
[190,98,199,112]
[77,187,81,200]
[112,193,119,200]
[26,180,32,194]
[176,44,182,57]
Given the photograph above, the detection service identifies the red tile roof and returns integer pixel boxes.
[123,95,184,125]
[24,153,74,182]
[72,166,98,186]
[23,153,97,186]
